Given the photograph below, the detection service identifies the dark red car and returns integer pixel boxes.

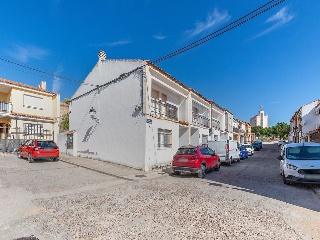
[172,145,220,178]
[18,139,60,163]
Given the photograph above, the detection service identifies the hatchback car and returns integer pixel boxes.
[278,142,320,184]
[239,145,249,159]
[243,143,254,156]
[18,139,60,163]
[172,145,220,178]
[278,140,286,147]
[252,140,262,151]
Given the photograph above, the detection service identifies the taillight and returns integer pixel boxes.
[226,144,230,153]
[190,155,198,160]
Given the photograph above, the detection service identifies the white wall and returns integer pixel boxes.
[144,118,179,170]
[70,60,147,170]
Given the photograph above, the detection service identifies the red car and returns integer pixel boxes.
[18,139,60,163]
[172,145,220,178]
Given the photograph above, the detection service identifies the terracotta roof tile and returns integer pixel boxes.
[11,112,55,122]
[0,77,57,95]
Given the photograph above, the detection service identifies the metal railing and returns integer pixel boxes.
[150,99,178,121]
[0,101,12,113]
[192,112,210,127]
[212,118,220,129]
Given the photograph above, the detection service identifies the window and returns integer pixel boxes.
[200,147,210,155]
[23,94,44,109]
[24,123,43,136]
[158,129,172,148]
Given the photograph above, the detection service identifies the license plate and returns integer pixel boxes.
[179,158,188,162]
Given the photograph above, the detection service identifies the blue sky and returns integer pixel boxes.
[0,0,319,126]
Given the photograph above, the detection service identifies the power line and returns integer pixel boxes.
[71,0,286,102]
[0,56,82,84]
[152,0,285,64]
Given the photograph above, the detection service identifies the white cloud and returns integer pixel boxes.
[153,33,167,40]
[52,65,63,93]
[252,7,294,39]
[185,8,231,38]
[90,39,131,47]
[7,44,49,63]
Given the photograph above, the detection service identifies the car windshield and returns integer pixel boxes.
[176,148,197,155]
[286,146,320,160]
[38,141,57,148]
[243,144,251,148]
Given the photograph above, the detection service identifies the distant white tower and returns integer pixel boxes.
[250,106,269,128]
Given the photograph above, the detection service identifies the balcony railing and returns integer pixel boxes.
[0,102,12,114]
[233,127,239,132]
[150,99,178,121]
[192,112,210,128]
[212,118,220,130]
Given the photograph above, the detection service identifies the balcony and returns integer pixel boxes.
[0,102,12,115]
[233,127,239,133]
[212,118,220,130]
[192,112,210,128]
[150,99,178,121]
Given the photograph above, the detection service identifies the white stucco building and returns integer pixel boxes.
[289,100,320,143]
[68,52,241,170]
[250,106,269,128]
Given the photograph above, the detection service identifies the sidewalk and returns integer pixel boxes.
[60,153,168,181]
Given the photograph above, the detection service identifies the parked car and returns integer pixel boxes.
[278,142,320,184]
[208,140,240,166]
[243,143,254,156]
[252,140,262,151]
[18,139,60,163]
[239,145,249,159]
[172,145,220,178]
[278,140,286,147]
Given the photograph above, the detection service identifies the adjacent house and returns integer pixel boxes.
[0,78,60,152]
[289,100,320,143]
[68,51,249,170]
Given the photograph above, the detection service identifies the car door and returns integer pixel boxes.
[19,140,29,157]
[207,147,217,168]
[26,140,35,156]
[199,147,209,168]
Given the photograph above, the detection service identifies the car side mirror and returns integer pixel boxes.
[277,155,283,160]
[212,150,216,156]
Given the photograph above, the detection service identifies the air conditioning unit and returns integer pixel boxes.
[315,108,320,115]
[316,124,320,129]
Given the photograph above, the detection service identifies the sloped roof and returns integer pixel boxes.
[0,77,57,95]
[11,112,55,122]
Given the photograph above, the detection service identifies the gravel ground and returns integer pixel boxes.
[1,144,320,239]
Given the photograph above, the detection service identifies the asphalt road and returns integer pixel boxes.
[0,142,319,239]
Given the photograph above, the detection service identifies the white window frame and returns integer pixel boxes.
[158,129,172,148]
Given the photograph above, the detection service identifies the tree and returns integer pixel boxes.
[274,122,290,139]
[60,114,69,132]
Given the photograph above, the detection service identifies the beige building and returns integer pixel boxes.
[0,78,60,151]
[250,106,269,128]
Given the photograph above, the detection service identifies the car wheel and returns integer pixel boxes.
[228,158,232,166]
[28,153,34,163]
[246,155,248,159]
[237,157,241,162]
[173,171,180,175]
[214,163,220,171]
[198,165,206,178]
[282,171,290,185]
[53,157,59,162]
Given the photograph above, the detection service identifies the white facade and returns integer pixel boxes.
[250,106,268,128]
[289,100,320,143]
[69,54,247,170]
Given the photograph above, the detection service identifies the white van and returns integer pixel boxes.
[208,140,240,166]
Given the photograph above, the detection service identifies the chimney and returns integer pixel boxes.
[98,50,106,61]
[38,81,46,90]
